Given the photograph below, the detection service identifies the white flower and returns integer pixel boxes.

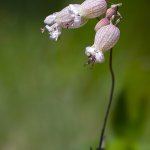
[42,4,88,41]
[85,24,120,64]
[42,0,107,41]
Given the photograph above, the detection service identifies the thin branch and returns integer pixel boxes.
[98,48,115,150]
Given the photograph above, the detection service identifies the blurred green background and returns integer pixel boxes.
[0,0,150,150]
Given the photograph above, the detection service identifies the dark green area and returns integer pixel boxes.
[0,0,150,150]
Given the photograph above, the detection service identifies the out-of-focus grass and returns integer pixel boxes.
[0,0,150,150]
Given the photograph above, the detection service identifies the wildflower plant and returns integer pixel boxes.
[42,0,122,150]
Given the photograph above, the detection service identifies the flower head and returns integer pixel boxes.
[42,0,107,41]
[42,4,88,41]
[85,23,120,64]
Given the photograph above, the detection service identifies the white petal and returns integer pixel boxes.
[67,4,83,28]
[45,25,53,32]
[45,24,62,41]
[85,46,105,63]
[44,13,56,25]
[50,30,61,41]
[68,4,79,15]
[85,46,95,56]
[72,15,81,27]
[95,51,105,63]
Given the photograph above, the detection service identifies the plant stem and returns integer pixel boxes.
[98,48,115,150]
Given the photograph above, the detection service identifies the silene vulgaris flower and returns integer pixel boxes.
[42,0,107,41]
[85,22,120,64]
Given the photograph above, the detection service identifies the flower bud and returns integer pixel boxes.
[106,3,122,19]
[94,18,110,31]
[80,0,107,19]
[106,8,117,19]
[85,24,120,63]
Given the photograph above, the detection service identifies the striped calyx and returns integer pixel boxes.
[80,0,107,19]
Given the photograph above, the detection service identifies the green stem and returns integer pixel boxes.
[98,48,115,150]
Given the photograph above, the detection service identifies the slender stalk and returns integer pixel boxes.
[98,48,115,150]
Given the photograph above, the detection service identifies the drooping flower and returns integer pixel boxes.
[85,23,120,63]
[42,0,107,41]
[42,4,87,41]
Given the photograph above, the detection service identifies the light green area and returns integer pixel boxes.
[0,0,150,150]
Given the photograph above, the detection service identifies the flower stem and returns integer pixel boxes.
[98,48,115,150]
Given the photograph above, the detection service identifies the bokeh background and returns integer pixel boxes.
[0,0,150,150]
